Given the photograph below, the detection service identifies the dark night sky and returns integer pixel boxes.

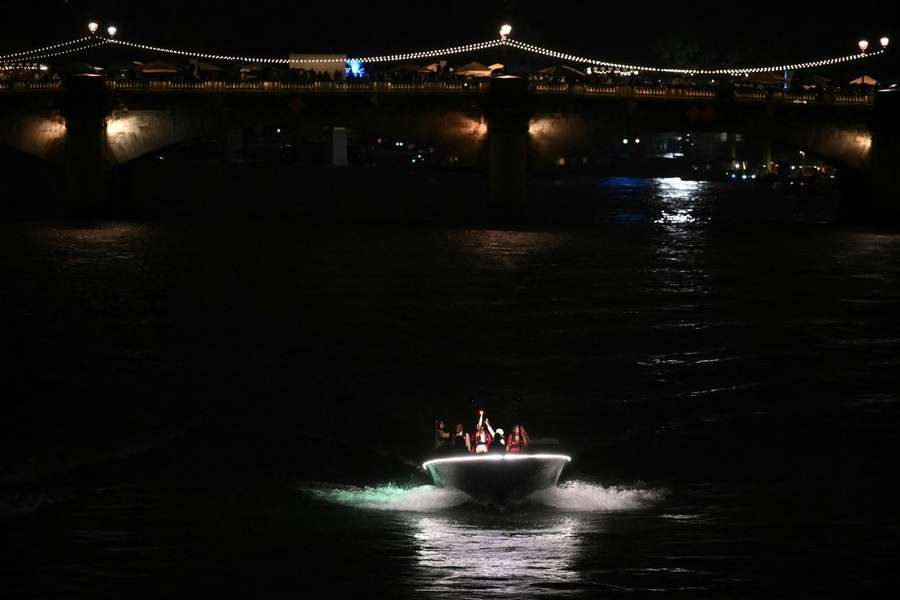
[2,1,899,70]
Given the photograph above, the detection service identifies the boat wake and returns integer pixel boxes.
[527,481,663,512]
[299,480,662,513]
[299,483,472,512]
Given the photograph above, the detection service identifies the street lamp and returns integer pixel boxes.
[500,24,512,40]
[107,26,118,37]
[881,36,891,49]
[858,39,869,53]
[88,22,99,34]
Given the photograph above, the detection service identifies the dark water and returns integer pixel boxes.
[2,177,900,597]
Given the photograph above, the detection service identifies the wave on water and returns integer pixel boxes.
[0,493,53,520]
[299,480,662,513]
[299,483,472,512]
[527,481,663,512]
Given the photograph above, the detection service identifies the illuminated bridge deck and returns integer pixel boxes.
[0,79,876,106]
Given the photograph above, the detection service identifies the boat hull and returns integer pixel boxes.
[423,454,571,507]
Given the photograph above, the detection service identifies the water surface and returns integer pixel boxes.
[2,177,899,597]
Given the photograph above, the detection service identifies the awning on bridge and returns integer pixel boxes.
[143,60,179,75]
[850,75,878,86]
[454,61,493,77]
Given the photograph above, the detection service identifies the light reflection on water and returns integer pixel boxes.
[449,229,568,270]
[412,515,582,595]
[652,177,704,228]
[302,481,664,595]
[25,222,153,269]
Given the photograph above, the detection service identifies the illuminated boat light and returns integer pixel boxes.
[422,453,572,470]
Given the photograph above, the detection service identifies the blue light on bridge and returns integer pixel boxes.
[346,59,366,78]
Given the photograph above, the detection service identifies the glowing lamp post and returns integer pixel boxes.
[88,22,99,34]
[881,36,891,49]
[500,24,512,40]
[107,26,118,38]
[858,39,869,53]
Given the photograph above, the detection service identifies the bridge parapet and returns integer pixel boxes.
[0,78,876,106]
[734,90,768,102]
[833,93,873,105]
[104,79,490,95]
[532,82,873,105]
[0,80,63,93]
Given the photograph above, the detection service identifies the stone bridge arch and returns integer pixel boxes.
[0,110,67,165]
[2,76,897,220]
[103,93,490,170]
[527,99,876,178]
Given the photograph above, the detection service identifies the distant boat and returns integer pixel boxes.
[423,453,571,507]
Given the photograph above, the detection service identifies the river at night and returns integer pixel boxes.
[2,176,899,597]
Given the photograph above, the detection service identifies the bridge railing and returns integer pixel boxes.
[583,85,620,95]
[104,79,490,94]
[536,83,724,100]
[3,79,876,106]
[0,80,63,92]
[784,92,819,104]
[834,94,874,105]
[734,90,769,102]
[532,82,875,106]
[748,91,874,106]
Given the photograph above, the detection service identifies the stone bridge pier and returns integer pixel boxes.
[61,76,110,215]
[486,77,531,220]
[867,91,900,219]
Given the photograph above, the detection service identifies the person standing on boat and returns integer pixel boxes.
[472,424,492,453]
[434,420,450,453]
[484,417,504,449]
[506,424,529,453]
[452,423,471,454]
[472,411,492,454]
[489,427,506,453]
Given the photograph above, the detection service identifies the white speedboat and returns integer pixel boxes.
[422,453,571,507]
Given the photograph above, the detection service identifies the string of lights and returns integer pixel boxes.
[354,39,504,63]
[108,38,293,64]
[1,25,889,76]
[0,36,95,61]
[0,63,46,71]
[506,39,887,75]
[109,34,888,74]
[107,38,505,65]
[0,39,111,65]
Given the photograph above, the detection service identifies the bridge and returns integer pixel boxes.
[0,79,878,106]
[1,27,897,220]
